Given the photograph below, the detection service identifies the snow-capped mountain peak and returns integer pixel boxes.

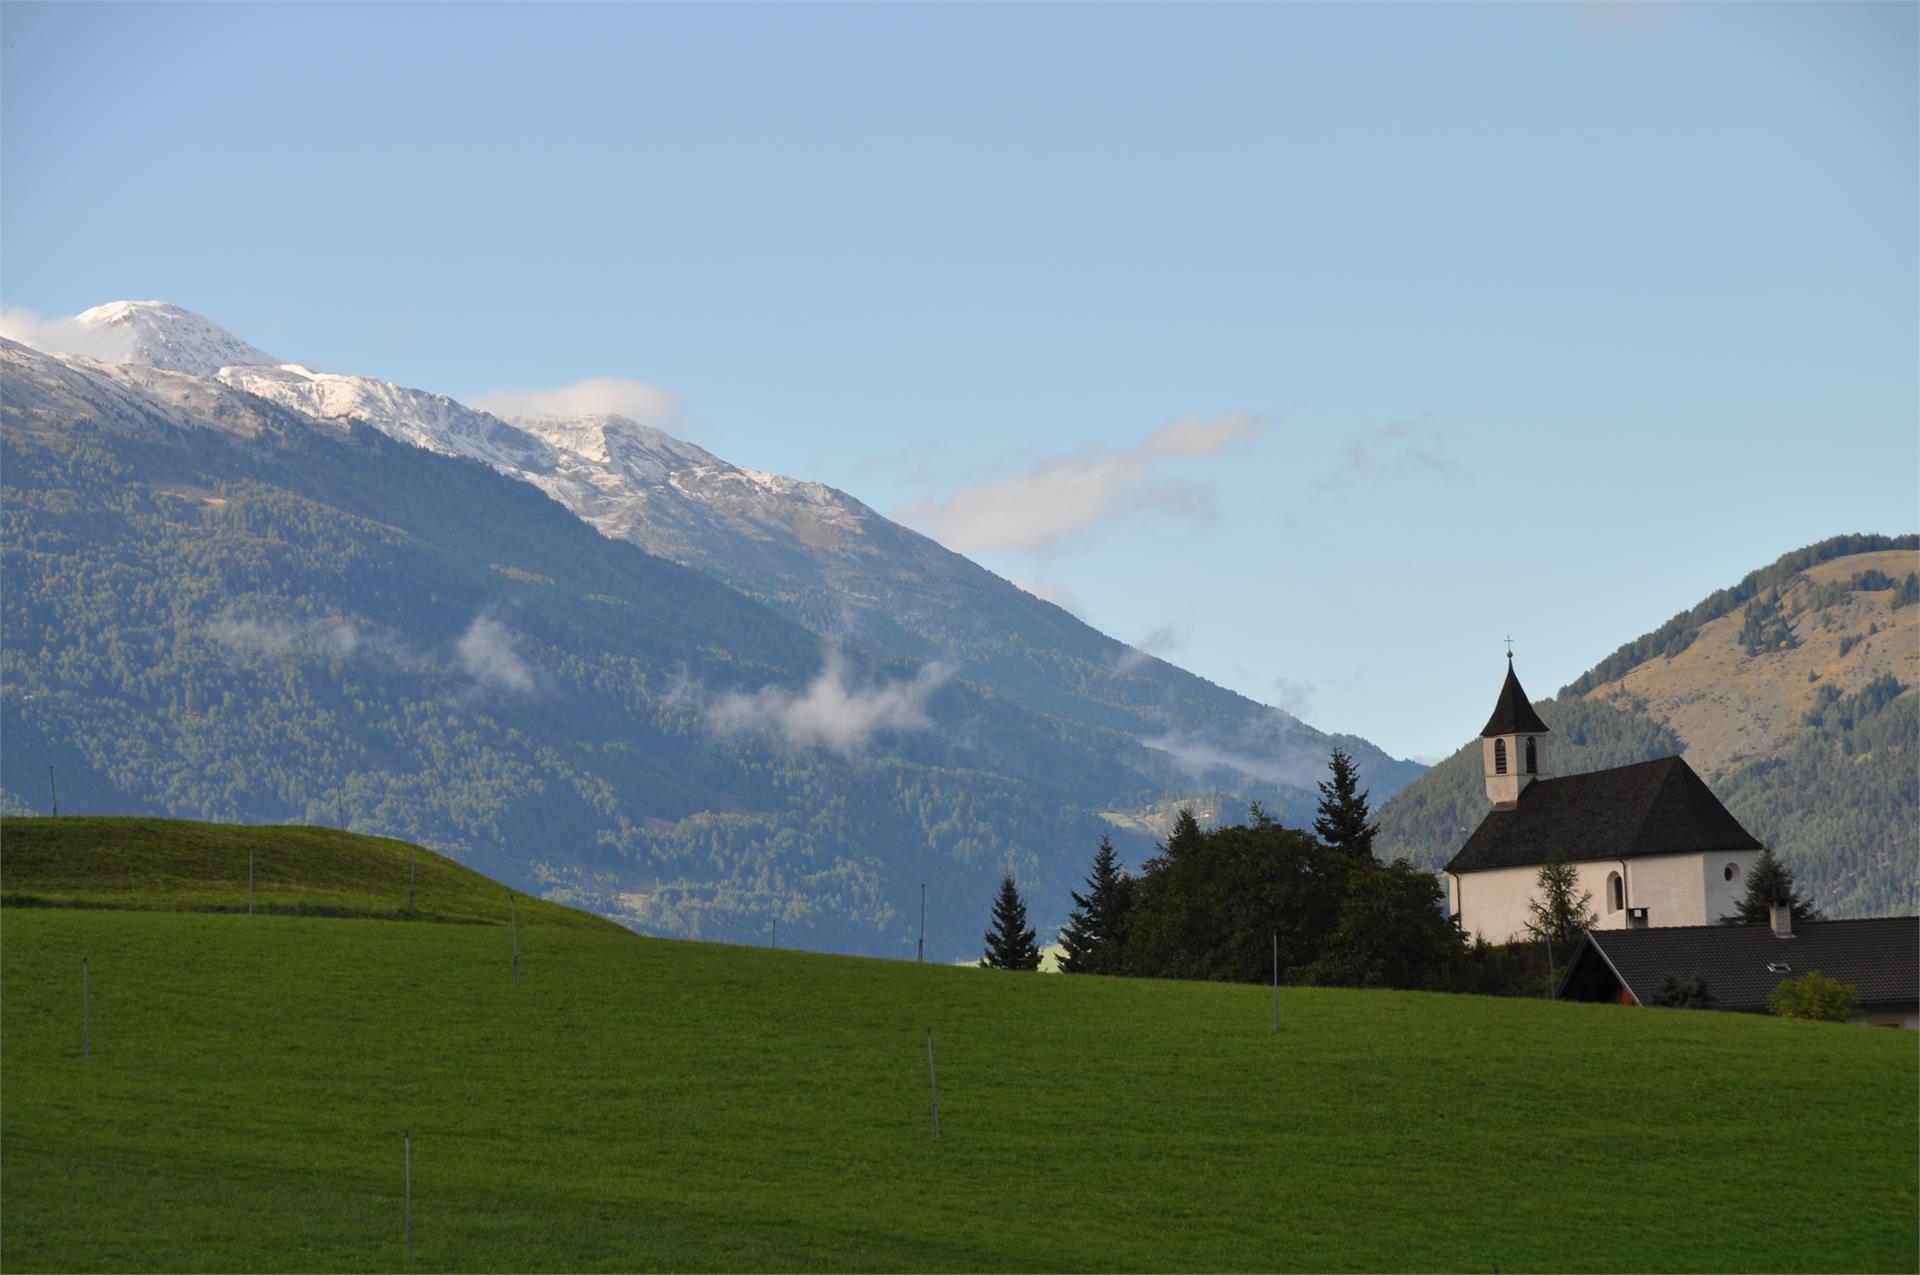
[74,300,279,376]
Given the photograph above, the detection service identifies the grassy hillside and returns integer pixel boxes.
[1378,536,1918,916]
[3,819,1915,1272]
[0,818,608,929]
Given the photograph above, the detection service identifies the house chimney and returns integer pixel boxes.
[1770,901,1794,938]
[1626,907,1649,930]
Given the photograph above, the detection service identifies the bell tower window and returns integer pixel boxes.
[1525,737,1538,774]
[1494,739,1508,775]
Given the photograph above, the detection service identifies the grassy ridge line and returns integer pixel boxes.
[3,909,1916,1272]
[0,817,612,930]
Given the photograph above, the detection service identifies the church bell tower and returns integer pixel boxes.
[1482,652,1549,808]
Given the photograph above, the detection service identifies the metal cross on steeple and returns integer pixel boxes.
[1504,635,1514,660]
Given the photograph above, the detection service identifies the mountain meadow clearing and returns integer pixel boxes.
[2,819,1915,1273]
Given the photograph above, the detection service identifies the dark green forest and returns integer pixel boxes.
[0,415,1187,957]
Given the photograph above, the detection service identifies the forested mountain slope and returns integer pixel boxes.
[72,297,1419,810]
[1,337,1183,957]
[1377,536,1919,917]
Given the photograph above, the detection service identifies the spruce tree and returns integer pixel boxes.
[1523,856,1597,953]
[1058,836,1132,974]
[1720,846,1821,925]
[981,873,1043,970]
[1165,807,1204,858]
[1313,747,1379,859]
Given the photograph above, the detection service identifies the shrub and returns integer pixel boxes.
[1768,970,1860,1022]
[1647,974,1715,1009]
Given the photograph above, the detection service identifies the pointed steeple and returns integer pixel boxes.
[1480,653,1550,807]
[1481,656,1549,737]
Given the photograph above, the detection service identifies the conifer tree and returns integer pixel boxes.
[1523,856,1597,953]
[1313,747,1379,859]
[1058,836,1132,974]
[1165,806,1204,858]
[1720,846,1821,925]
[981,873,1043,970]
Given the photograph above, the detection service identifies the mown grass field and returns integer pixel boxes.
[3,818,1915,1273]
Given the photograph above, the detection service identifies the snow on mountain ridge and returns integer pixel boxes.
[74,301,279,377]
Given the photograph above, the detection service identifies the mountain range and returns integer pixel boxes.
[0,301,1422,957]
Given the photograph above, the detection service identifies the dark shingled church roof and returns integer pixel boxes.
[1481,661,1549,737]
[1444,755,1762,875]
[1559,916,1919,1011]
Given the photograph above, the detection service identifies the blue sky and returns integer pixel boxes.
[4,2,1914,762]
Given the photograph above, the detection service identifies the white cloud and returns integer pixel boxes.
[470,377,677,423]
[706,650,951,756]
[0,306,136,363]
[895,412,1277,556]
[1141,731,1327,793]
[457,616,534,693]
[208,615,360,660]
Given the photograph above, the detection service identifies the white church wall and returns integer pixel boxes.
[1456,849,1762,944]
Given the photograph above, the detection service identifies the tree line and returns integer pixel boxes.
[983,748,1838,1003]
[983,748,1525,993]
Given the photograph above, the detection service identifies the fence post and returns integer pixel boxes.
[1272,931,1278,1032]
[926,1029,941,1141]
[408,847,415,912]
[82,956,90,1059]
[918,883,926,963]
[249,847,255,915]
[405,1131,413,1260]
[511,895,520,985]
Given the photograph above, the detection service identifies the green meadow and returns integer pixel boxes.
[2,818,1915,1273]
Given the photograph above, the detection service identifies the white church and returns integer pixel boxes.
[1443,657,1764,944]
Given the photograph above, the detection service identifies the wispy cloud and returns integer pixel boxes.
[206,609,534,696]
[702,649,951,756]
[471,377,677,423]
[1140,731,1327,793]
[457,616,534,693]
[1271,676,1315,720]
[1116,623,1183,673]
[1571,0,1674,42]
[854,437,948,480]
[896,413,1278,556]
[0,306,135,363]
[1318,413,1459,493]
[1011,576,1087,619]
[208,615,361,660]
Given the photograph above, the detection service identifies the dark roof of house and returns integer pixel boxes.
[1481,661,1549,737]
[1444,755,1762,874]
[1561,916,1919,1011]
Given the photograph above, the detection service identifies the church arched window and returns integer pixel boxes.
[1493,739,1508,775]
[1607,871,1624,913]
[1525,737,1538,774]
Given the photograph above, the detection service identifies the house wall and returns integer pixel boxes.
[1454,848,1763,944]
[1852,1004,1920,1031]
